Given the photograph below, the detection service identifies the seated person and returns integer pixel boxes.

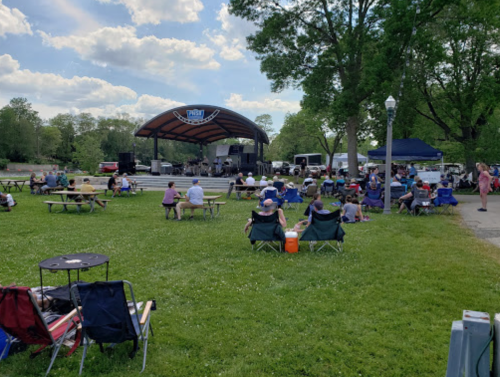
[80,178,106,208]
[301,175,314,193]
[67,179,77,191]
[342,196,364,222]
[294,200,330,232]
[235,173,249,199]
[349,178,362,194]
[321,176,334,194]
[397,180,425,213]
[41,171,58,193]
[29,172,37,194]
[162,181,181,219]
[336,175,346,190]
[422,180,431,192]
[390,174,402,187]
[436,175,450,189]
[259,176,268,186]
[0,191,17,212]
[108,173,120,197]
[175,179,204,221]
[245,172,257,198]
[259,180,278,199]
[121,173,131,192]
[244,199,286,233]
[56,172,69,188]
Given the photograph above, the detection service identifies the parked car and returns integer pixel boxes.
[135,164,151,172]
[98,162,118,173]
[272,161,291,175]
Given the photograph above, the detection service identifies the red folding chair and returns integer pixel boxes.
[0,286,81,376]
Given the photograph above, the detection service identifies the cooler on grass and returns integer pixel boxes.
[285,231,299,253]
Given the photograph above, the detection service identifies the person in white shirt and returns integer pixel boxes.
[260,176,268,186]
[121,173,132,194]
[246,172,256,185]
[224,156,233,176]
[259,180,278,199]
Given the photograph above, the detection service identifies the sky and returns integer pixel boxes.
[0,0,302,132]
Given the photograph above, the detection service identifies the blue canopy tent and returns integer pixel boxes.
[368,138,443,161]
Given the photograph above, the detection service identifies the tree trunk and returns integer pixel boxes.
[346,115,359,178]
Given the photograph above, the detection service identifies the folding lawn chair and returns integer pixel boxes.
[411,189,433,216]
[273,181,285,193]
[248,211,286,252]
[282,188,303,210]
[70,281,154,374]
[305,184,318,198]
[300,210,345,252]
[321,182,335,197]
[0,286,81,376]
[434,188,458,215]
[261,190,284,207]
[390,186,406,205]
[336,188,356,206]
[361,189,384,211]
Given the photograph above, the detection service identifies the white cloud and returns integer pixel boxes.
[39,26,220,80]
[225,93,301,112]
[97,0,203,25]
[204,3,256,61]
[83,94,185,119]
[0,54,136,108]
[50,0,100,33]
[0,54,184,120]
[0,0,32,37]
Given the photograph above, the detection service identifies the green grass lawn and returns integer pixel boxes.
[1,189,499,376]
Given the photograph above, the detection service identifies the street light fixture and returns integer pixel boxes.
[383,95,396,215]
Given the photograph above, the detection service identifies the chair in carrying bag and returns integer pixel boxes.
[300,210,345,252]
[282,188,303,210]
[248,211,286,252]
[71,281,154,374]
[433,188,458,215]
[0,286,81,376]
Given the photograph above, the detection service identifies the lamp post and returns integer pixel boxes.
[383,95,396,215]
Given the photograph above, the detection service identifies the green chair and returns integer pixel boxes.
[248,211,286,252]
[300,210,345,252]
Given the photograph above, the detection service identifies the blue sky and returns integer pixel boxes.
[0,0,302,132]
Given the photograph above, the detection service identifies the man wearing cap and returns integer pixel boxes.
[80,178,106,208]
[437,174,449,189]
[259,176,268,187]
[244,172,257,199]
[294,200,330,232]
[244,199,286,233]
[121,173,132,194]
[108,173,120,197]
[258,180,278,200]
[175,179,204,221]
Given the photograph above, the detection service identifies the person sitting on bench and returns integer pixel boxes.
[0,191,17,212]
[41,171,57,193]
[81,178,105,208]
[162,181,181,219]
[121,173,131,194]
[175,179,204,221]
[108,173,120,197]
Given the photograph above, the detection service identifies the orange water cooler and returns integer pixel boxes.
[285,231,299,253]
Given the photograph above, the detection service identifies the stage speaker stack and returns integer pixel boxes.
[119,152,136,175]
[240,153,257,175]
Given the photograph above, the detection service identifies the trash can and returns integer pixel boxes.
[285,231,299,253]
[151,160,161,176]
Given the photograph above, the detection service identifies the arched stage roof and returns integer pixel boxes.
[134,105,269,145]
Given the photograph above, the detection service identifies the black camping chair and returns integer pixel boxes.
[248,211,285,252]
[71,281,154,374]
[390,186,406,205]
[336,188,356,205]
[300,210,345,252]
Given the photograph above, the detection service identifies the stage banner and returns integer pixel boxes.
[216,145,230,157]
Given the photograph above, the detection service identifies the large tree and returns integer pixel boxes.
[229,0,444,177]
[410,0,500,177]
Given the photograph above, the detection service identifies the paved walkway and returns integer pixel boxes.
[456,194,500,248]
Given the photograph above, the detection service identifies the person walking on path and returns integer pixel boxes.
[478,163,493,212]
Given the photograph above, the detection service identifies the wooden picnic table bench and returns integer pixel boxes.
[43,199,111,213]
[229,184,263,200]
[159,196,223,220]
[0,179,28,193]
[104,187,146,196]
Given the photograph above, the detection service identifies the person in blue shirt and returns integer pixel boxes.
[336,176,346,190]
[493,166,499,177]
[41,171,57,193]
[409,163,417,178]
[175,179,204,221]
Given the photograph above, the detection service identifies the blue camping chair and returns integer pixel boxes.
[321,182,335,197]
[260,189,284,207]
[434,188,458,215]
[361,189,384,210]
[282,188,303,210]
[71,281,154,374]
[273,181,285,193]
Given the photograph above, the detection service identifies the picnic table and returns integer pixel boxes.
[44,191,109,213]
[0,179,28,193]
[229,184,263,200]
[178,195,223,219]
